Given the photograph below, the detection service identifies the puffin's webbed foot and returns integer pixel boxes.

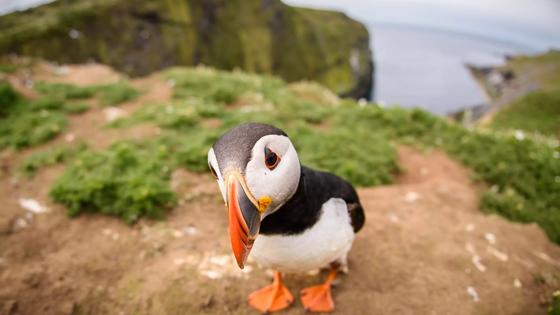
[300,268,338,313]
[248,271,294,313]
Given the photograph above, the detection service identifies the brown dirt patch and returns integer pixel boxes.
[1,146,558,315]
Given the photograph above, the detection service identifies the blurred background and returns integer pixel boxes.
[286,0,560,113]
[5,0,560,114]
[0,1,559,314]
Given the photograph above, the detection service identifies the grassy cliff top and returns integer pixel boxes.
[0,0,373,98]
[486,51,560,138]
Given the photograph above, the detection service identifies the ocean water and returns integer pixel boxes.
[372,24,535,114]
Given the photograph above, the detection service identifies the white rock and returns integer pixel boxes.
[388,213,400,223]
[103,107,127,122]
[201,270,221,279]
[209,255,230,267]
[487,246,508,262]
[484,233,496,245]
[467,286,480,302]
[65,133,75,143]
[68,29,81,39]
[472,255,486,272]
[14,218,28,230]
[513,278,522,288]
[183,226,198,236]
[18,198,49,214]
[404,191,419,203]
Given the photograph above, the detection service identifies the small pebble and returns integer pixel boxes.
[484,233,496,245]
[467,286,480,302]
[404,192,419,203]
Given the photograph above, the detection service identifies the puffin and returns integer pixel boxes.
[207,122,365,313]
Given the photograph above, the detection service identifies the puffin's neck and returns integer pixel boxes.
[259,166,322,236]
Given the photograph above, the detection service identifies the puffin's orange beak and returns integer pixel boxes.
[226,174,261,269]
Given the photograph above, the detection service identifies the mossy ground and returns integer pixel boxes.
[8,65,558,246]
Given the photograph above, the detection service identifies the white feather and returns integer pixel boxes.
[250,198,354,274]
[245,135,300,216]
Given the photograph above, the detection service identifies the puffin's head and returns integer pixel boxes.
[208,123,301,268]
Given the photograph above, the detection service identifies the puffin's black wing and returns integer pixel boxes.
[303,167,365,233]
[260,166,365,235]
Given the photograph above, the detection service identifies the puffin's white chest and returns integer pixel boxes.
[250,198,354,274]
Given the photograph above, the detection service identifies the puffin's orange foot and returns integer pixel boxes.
[300,283,334,313]
[300,268,338,313]
[248,272,294,313]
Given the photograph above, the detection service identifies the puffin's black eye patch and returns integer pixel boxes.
[264,147,280,170]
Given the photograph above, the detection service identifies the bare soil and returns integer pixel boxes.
[1,64,559,315]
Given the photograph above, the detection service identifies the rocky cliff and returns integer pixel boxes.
[0,0,373,99]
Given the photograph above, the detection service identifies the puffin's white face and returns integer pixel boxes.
[207,135,300,216]
[244,135,301,216]
[207,126,301,269]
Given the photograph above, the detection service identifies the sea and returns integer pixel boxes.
[371,24,535,114]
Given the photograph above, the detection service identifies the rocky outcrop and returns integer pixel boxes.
[0,0,374,99]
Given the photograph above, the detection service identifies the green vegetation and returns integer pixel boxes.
[550,291,560,315]
[490,90,560,137]
[0,0,372,98]
[34,81,138,106]
[50,141,176,223]
[19,142,88,176]
[0,82,67,149]
[0,79,134,150]
[488,51,560,137]
[507,50,560,91]
[34,81,95,100]
[13,67,558,244]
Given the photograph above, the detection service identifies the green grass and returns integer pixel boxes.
[50,141,176,223]
[490,90,560,138]
[19,142,88,176]
[34,81,139,106]
[97,82,139,106]
[0,82,96,150]
[550,291,560,315]
[0,63,19,73]
[24,67,559,244]
[0,80,117,151]
[34,81,96,100]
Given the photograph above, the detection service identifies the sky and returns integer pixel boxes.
[284,0,560,50]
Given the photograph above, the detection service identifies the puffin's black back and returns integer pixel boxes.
[260,166,365,236]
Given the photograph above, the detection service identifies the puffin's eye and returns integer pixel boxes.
[264,147,280,170]
[209,163,219,179]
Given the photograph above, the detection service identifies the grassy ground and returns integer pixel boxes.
[6,66,558,246]
[490,90,560,138]
[488,51,560,137]
[0,79,138,150]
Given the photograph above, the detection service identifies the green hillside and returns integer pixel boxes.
[0,0,373,98]
[488,51,560,137]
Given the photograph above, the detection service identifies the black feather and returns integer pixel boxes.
[260,166,365,235]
